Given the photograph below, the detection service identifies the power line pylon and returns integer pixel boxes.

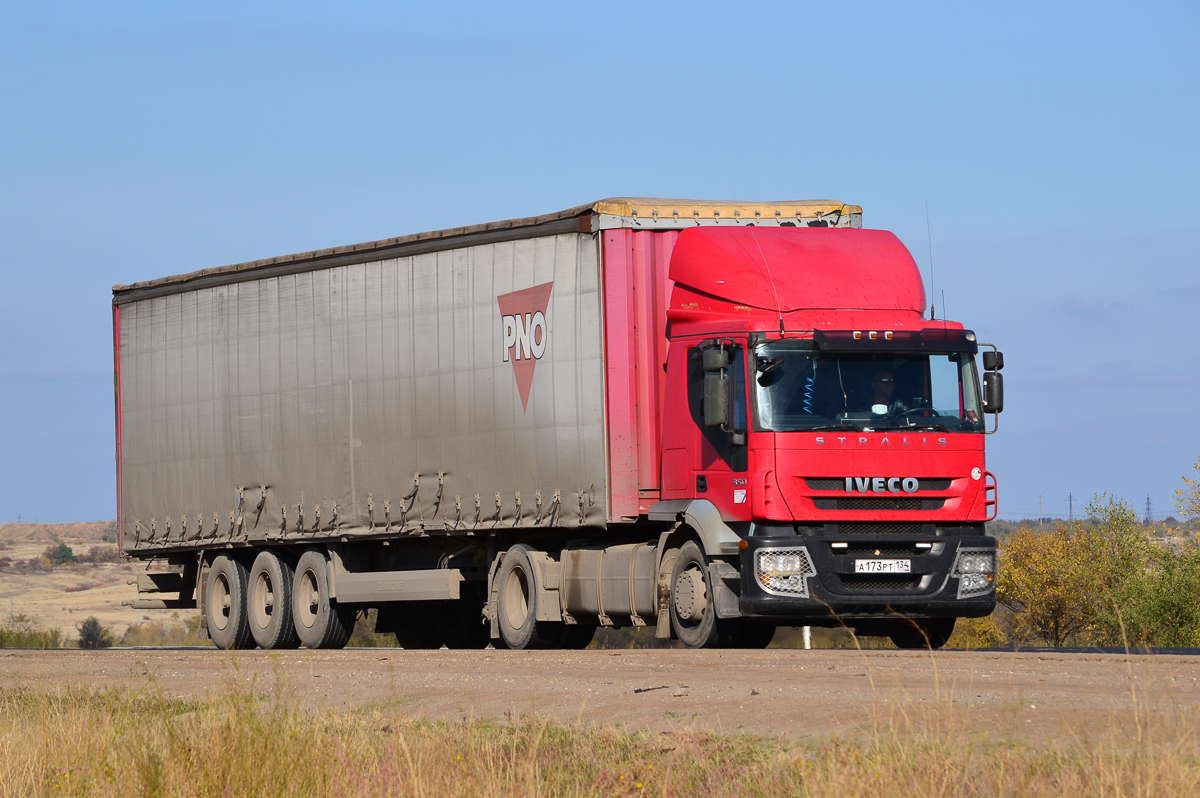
[1144,493,1153,526]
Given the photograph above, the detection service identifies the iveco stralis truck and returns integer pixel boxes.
[113,198,1004,650]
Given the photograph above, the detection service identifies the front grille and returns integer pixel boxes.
[840,575,921,592]
[813,497,944,511]
[805,477,953,491]
[835,543,926,557]
[831,522,926,535]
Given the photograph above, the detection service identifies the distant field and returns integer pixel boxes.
[0,521,202,645]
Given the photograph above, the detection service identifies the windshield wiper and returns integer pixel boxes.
[873,423,951,432]
[797,424,862,432]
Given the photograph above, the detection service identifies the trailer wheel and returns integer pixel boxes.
[889,618,956,650]
[495,544,552,650]
[248,550,300,650]
[292,548,355,649]
[669,541,735,649]
[205,555,253,650]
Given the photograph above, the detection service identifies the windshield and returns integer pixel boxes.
[752,343,983,433]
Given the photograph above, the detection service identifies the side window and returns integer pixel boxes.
[686,345,748,472]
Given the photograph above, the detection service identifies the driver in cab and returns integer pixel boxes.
[867,368,908,416]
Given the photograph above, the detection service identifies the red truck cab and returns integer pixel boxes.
[654,225,1001,645]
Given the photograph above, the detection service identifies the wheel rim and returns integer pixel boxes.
[673,567,707,623]
[502,564,530,630]
[297,568,320,629]
[212,572,231,631]
[251,570,274,630]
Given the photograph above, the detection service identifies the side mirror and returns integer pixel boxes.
[982,351,1004,371]
[703,373,730,428]
[982,372,1004,414]
[702,348,732,372]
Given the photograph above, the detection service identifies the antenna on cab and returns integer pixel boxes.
[925,200,936,321]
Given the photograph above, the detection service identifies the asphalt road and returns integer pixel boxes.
[4,648,1198,742]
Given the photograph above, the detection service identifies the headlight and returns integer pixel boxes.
[953,548,997,598]
[754,548,816,598]
[958,553,995,574]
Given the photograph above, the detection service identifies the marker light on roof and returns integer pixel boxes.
[869,331,878,339]
[853,331,862,339]
[885,331,894,340]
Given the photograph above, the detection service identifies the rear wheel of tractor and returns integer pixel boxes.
[206,555,253,650]
[669,541,734,649]
[292,548,356,649]
[495,544,552,650]
[889,618,956,650]
[248,550,300,650]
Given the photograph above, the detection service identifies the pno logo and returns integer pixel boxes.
[497,282,553,412]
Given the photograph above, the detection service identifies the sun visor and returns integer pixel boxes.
[815,328,978,354]
[667,227,926,313]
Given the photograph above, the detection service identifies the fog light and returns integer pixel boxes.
[960,573,990,592]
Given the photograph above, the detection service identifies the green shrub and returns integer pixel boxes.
[0,615,63,648]
[43,543,77,565]
[76,617,113,649]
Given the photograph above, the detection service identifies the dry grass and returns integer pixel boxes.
[2,664,1198,798]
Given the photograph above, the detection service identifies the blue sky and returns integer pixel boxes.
[1,1,1197,522]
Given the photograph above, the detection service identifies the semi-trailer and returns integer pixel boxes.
[113,198,1005,650]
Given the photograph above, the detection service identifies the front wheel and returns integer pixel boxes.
[669,541,737,649]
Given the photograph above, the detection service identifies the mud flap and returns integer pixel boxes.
[709,561,741,619]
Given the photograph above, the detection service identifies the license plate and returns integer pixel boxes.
[854,559,911,574]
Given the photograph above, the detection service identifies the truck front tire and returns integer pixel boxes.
[206,555,253,650]
[248,550,300,650]
[670,541,737,649]
[292,548,356,649]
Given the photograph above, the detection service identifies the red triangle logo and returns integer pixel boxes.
[497,282,553,412]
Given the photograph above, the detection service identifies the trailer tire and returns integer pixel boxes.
[205,555,253,650]
[889,618,955,650]
[495,544,553,650]
[669,541,736,649]
[248,550,300,650]
[292,548,355,649]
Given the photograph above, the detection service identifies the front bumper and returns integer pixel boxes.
[736,529,997,622]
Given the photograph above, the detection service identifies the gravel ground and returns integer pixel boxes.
[4,647,1198,742]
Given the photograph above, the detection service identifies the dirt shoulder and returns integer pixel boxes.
[3,648,1196,743]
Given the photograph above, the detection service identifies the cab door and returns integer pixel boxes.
[660,340,751,521]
